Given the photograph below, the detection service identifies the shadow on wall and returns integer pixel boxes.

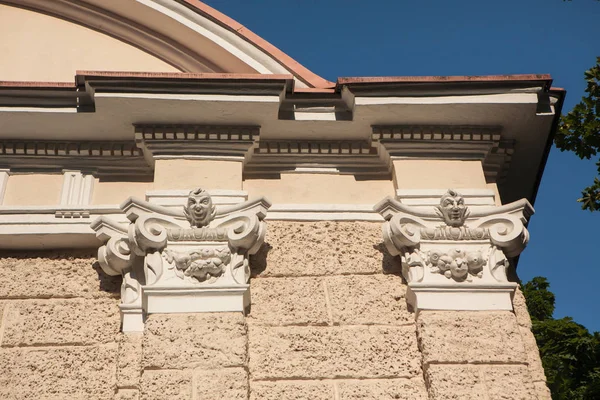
[249,243,272,277]
[92,260,122,295]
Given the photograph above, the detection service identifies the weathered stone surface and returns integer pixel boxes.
[140,369,192,400]
[518,326,547,383]
[483,364,537,400]
[326,274,411,325]
[426,364,537,400]
[250,380,333,400]
[417,310,527,364]
[249,325,421,380]
[425,364,486,400]
[512,286,533,329]
[115,389,140,400]
[248,277,329,326]
[2,298,120,346]
[0,344,118,400]
[143,313,246,369]
[118,333,143,388]
[534,381,552,400]
[250,221,398,277]
[338,377,428,400]
[0,252,120,299]
[194,367,247,399]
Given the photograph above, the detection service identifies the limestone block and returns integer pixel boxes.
[512,286,533,329]
[534,381,552,400]
[425,364,487,400]
[326,274,411,325]
[250,380,333,400]
[250,221,398,277]
[118,333,143,388]
[143,313,246,369]
[0,253,120,299]
[338,377,428,400]
[140,369,192,400]
[115,389,140,400]
[483,364,537,400]
[417,311,527,364]
[248,277,329,326]
[249,325,421,380]
[518,326,547,383]
[194,367,247,399]
[1,298,120,346]
[0,344,117,400]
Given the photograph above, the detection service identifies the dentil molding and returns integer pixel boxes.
[375,189,532,312]
[91,188,270,332]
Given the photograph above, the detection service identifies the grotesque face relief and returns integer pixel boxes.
[436,189,470,227]
[184,188,217,228]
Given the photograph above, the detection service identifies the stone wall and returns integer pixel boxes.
[0,222,551,399]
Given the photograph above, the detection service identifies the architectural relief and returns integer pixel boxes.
[375,189,532,311]
[91,188,270,332]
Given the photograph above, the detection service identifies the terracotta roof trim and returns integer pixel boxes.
[180,0,335,89]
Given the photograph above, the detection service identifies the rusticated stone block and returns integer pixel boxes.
[143,313,246,369]
[0,344,118,400]
[512,286,533,329]
[483,364,537,399]
[118,333,143,388]
[326,274,411,325]
[338,377,428,400]
[250,221,397,277]
[250,380,333,400]
[2,298,120,346]
[140,369,192,400]
[534,381,552,400]
[194,367,247,399]
[115,389,140,400]
[248,277,329,326]
[0,253,120,299]
[425,364,486,400]
[519,326,547,383]
[249,325,421,380]
[417,310,527,364]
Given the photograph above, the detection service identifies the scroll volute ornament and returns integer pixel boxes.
[375,189,533,312]
[91,188,271,332]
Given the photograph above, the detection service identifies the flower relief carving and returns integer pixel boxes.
[377,188,532,286]
[91,187,270,332]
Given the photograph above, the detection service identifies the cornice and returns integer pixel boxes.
[0,140,151,177]
[134,124,260,160]
[372,125,514,182]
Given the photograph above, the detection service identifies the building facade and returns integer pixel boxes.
[0,1,564,399]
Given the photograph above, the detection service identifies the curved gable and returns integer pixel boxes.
[0,4,180,82]
[0,0,333,88]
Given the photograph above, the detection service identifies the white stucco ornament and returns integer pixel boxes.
[91,188,270,332]
[375,189,533,312]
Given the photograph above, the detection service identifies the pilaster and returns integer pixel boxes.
[0,169,9,204]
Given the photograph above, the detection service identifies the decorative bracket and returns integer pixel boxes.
[374,189,533,312]
[91,187,271,332]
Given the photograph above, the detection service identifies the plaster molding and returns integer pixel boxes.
[60,170,94,207]
[0,140,151,178]
[246,140,387,176]
[146,189,248,208]
[91,188,271,332]
[265,204,384,221]
[375,189,533,312]
[134,124,260,162]
[372,125,514,182]
[396,188,497,209]
[0,169,9,204]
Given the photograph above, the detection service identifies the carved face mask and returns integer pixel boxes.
[184,189,216,227]
[437,190,469,227]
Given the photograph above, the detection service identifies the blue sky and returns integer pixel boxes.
[204,0,600,331]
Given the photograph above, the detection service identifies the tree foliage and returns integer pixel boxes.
[522,277,600,399]
[555,56,600,211]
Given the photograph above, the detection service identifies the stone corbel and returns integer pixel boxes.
[375,189,533,313]
[91,188,271,332]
